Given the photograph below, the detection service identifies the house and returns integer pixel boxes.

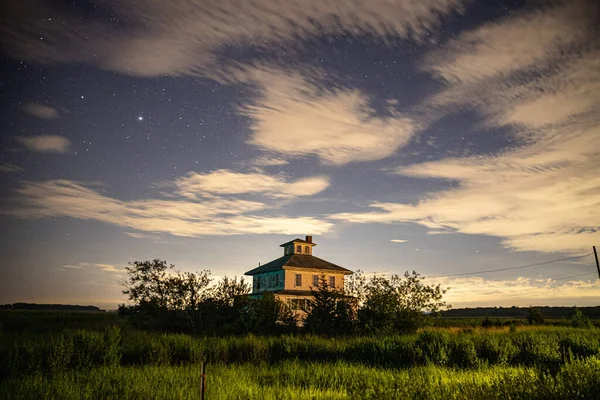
[245,236,353,314]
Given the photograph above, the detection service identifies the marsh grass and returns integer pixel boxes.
[2,326,600,375]
[2,323,600,399]
[2,358,600,399]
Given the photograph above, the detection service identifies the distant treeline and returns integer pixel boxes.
[441,306,600,319]
[0,303,102,312]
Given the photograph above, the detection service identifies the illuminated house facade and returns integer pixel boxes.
[245,236,353,312]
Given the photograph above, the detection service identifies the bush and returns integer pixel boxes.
[476,335,518,366]
[416,331,450,366]
[528,307,545,325]
[571,308,594,329]
[449,336,478,368]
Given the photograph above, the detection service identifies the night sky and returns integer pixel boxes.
[1,0,599,309]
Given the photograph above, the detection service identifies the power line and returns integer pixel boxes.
[430,252,593,278]
[552,271,597,281]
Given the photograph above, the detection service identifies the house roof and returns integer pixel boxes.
[279,238,316,247]
[245,254,352,275]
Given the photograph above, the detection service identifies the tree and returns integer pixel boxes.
[344,269,367,306]
[358,271,449,334]
[527,307,545,325]
[121,260,212,311]
[201,276,252,335]
[571,307,594,328]
[304,275,356,336]
[122,259,173,309]
[120,259,211,331]
[165,270,212,331]
[243,292,298,335]
[208,276,251,306]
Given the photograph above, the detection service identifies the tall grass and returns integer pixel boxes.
[2,324,600,399]
[2,326,600,379]
[0,327,121,379]
[2,357,600,399]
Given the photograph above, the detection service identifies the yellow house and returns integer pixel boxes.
[245,236,353,313]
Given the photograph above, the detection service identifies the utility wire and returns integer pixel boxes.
[430,252,593,278]
[552,271,597,281]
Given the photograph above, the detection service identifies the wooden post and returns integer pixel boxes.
[594,246,600,280]
[200,361,207,400]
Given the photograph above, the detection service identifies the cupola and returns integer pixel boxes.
[279,235,316,256]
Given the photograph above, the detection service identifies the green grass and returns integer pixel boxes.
[2,312,600,399]
[2,358,600,399]
[3,326,600,378]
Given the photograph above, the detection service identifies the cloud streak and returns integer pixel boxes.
[0,162,23,174]
[58,262,124,274]
[424,1,593,85]
[0,0,465,77]
[21,102,59,119]
[174,169,329,199]
[250,155,289,168]
[331,0,600,254]
[95,264,123,274]
[9,178,333,237]
[17,135,70,153]
[239,68,419,165]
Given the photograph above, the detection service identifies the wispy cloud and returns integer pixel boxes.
[125,232,165,241]
[21,102,59,119]
[0,162,23,174]
[58,262,124,274]
[9,179,333,237]
[1,0,465,77]
[239,68,419,165]
[331,0,600,254]
[16,135,70,154]
[95,264,123,274]
[424,1,593,86]
[250,155,289,168]
[174,169,329,199]
[59,264,84,270]
[423,0,599,125]
[390,239,409,243]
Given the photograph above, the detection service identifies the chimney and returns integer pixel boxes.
[306,235,312,243]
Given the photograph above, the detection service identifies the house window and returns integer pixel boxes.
[329,276,336,288]
[312,275,319,287]
[275,274,280,286]
[296,245,302,253]
[256,277,261,290]
[304,246,310,254]
[288,298,309,311]
[295,273,302,287]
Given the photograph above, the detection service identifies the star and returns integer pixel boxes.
[138,116,143,121]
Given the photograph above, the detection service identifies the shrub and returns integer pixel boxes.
[571,308,594,329]
[416,331,450,366]
[476,334,518,366]
[449,336,479,368]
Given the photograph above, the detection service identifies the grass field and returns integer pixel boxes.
[2,311,600,399]
[3,358,600,400]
